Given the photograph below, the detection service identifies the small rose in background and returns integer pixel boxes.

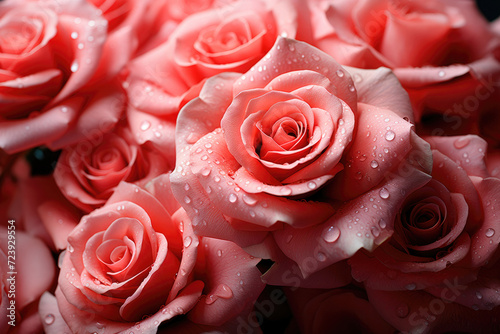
[0,0,126,153]
[311,0,500,128]
[44,176,264,333]
[122,0,313,157]
[171,37,432,286]
[349,135,500,333]
[54,122,171,213]
[0,228,56,333]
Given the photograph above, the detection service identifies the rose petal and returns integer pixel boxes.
[275,168,431,277]
[187,238,264,326]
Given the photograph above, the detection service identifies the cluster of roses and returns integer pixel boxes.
[1,0,500,333]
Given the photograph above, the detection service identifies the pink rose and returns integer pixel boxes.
[0,0,125,153]
[54,123,171,213]
[171,37,432,284]
[311,0,500,123]
[122,0,312,155]
[0,227,56,333]
[49,177,265,333]
[349,135,500,333]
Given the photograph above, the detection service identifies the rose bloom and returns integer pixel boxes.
[54,123,171,213]
[171,37,432,285]
[45,176,265,333]
[311,0,500,125]
[349,135,500,333]
[0,228,56,333]
[0,0,125,153]
[122,0,312,157]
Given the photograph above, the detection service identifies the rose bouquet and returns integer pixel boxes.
[1,0,500,333]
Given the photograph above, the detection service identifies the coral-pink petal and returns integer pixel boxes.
[189,131,335,228]
[275,168,431,277]
[187,238,264,326]
[234,37,357,113]
[425,135,489,178]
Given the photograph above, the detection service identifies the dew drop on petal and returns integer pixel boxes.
[307,181,317,190]
[385,130,395,141]
[370,160,379,169]
[183,236,192,248]
[379,219,387,229]
[228,193,238,203]
[486,228,495,238]
[454,137,470,149]
[184,196,192,204]
[280,187,292,196]
[242,194,257,206]
[476,291,483,300]
[316,252,327,262]
[336,69,344,77]
[140,121,151,131]
[217,249,223,257]
[438,70,445,77]
[323,226,340,243]
[44,314,55,325]
[379,187,390,199]
[71,61,79,72]
[71,31,78,39]
[406,283,416,290]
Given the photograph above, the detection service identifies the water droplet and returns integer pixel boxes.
[354,172,363,180]
[323,226,340,243]
[406,283,416,290]
[280,187,292,196]
[379,187,390,199]
[438,70,445,77]
[184,183,190,191]
[454,137,470,149]
[184,196,192,204]
[44,314,55,325]
[228,193,238,203]
[336,69,344,77]
[316,252,327,262]
[370,160,379,169]
[396,304,409,318]
[67,244,74,253]
[217,249,223,257]
[476,291,483,299]
[71,61,79,72]
[353,73,362,82]
[201,155,208,161]
[486,228,495,238]
[371,227,380,237]
[385,130,395,141]
[96,322,105,329]
[183,236,192,248]
[242,194,257,206]
[140,121,151,131]
[71,31,78,39]
[214,176,221,183]
[311,54,321,61]
[348,84,355,92]
[307,181,317,190]
[285,234,293,243]
[201,168,211,177]
[379,219,387,229]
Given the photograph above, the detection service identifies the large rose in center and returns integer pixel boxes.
[171,37,432,282]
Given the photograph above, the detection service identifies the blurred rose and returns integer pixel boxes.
[122,0,313,157]
[0,227,56,333]
[171,37,432,285]
[311,0,500,124]
[0,0,126,153]
[49,176,265,333]
[349,135,500,333]
[54,123,171,213]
